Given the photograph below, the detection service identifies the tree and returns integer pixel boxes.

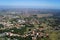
[0,24,4,28]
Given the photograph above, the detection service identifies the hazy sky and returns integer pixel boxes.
[0,0,60,9]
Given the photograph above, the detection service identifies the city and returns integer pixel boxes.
[0,0,60,40]
[0,8,60,40]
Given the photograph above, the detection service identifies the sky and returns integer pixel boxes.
[0,0,60,9]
